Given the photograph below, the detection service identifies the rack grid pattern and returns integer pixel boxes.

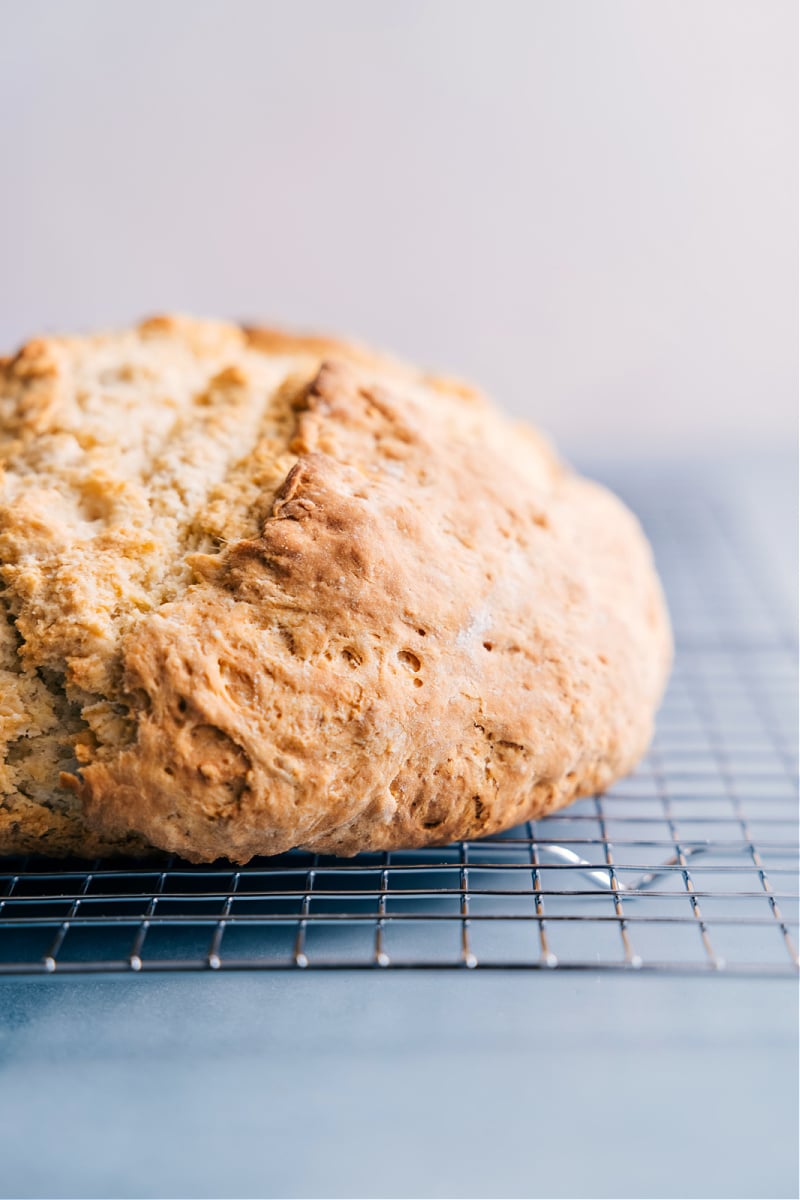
[0,464,796,975]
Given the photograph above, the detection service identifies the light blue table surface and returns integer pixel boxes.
[0,973,797,1199]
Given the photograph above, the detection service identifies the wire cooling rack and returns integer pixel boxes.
[0,461,796,975]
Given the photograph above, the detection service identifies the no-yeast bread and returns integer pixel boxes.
[0,316,671,861]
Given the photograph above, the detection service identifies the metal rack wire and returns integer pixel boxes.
[0,462,796,974]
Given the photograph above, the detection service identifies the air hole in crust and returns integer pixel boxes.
[177,697,188,714]
[483,641,493,652]
[341,648,361,669]
[277,625,296,656]
[397,650,421,672]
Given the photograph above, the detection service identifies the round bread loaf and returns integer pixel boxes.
[0,316,671,861]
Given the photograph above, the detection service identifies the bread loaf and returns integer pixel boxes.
[0,316,671,861]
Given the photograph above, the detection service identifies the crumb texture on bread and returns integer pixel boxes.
[0,315,671,861]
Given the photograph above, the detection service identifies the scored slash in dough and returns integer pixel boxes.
[0,316,671,862]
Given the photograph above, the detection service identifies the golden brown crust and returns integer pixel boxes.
[1,316,671,861]
[243,324,385,368]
